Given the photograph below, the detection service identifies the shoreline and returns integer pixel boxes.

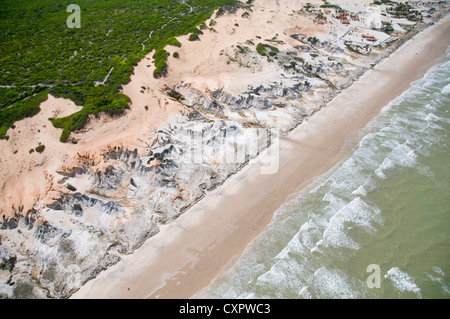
[72,13,450,299]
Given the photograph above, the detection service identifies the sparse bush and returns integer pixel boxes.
[188,33,200,41]
[256,43,279,57]
[35,144,45,153]
[167,90,185,102]
[308,36,319,45]
[66,184,77,192]
[153,49,170,78]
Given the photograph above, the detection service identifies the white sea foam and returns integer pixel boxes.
[321,197,382,250]
[385,267,422,298]
[298,286,312,299]
[432,266,445,277]
[312,267,361,299]
[425,267,450,296]
[351,185,367,197]
[442,83,450,95]
[274,231,305,260]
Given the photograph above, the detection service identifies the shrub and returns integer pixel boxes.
[308,37,319,45]
[188,33,200,41]
[320,4,342,9]
[153,49,170,79]
[35,145,45,153]
[256,43,279,57]
[66,184,77,192]
[167,90,184,102]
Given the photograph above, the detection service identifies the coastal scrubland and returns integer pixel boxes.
[0,0,247,142]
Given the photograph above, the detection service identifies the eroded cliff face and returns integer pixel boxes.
[0,7,427,298]
[0,113,274,298]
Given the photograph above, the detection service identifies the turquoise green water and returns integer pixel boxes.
[197,48,450,299]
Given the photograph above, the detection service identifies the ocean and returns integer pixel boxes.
[196,48,450,299]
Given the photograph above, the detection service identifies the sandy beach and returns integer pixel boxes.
[71,11,450,299]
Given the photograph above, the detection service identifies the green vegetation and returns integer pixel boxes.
[216,1,251,17]
[236,45,250,54]
[0,256,16,272]
[153,49,171,79]
[319,0,343,10]
[73,204,82,211]
[188,33,200,41]
[256,43,279,58]
[35,144,45,153]
[167,90,185,102]
[303,3,314,12]
[0,91,48,140]
[188,27,204,41]
[308,36,319,45]
[346,44,362,55]
[320,4,341,9]
[387,2,423,21]
[0,0,239,142]
[316,12,327,21]
[384,25,395,34]
[66,184,77,192]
